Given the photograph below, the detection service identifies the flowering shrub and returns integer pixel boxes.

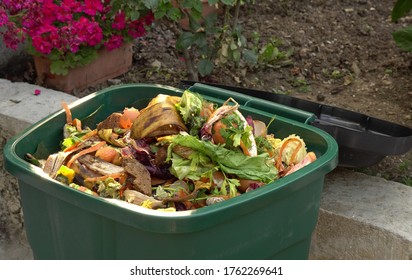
[0,0,154,75]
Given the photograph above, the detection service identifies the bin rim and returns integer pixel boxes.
[3,83,339,233]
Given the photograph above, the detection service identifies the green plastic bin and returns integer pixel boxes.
[3,84,338,259]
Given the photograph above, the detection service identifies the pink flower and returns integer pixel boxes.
[126,13,153,39]
[128,19,147,39]
[49,30,62,50]
[30,24,60,52]
[41,0,58,23]
[0,9,8,27]
[32,35,53,54]
[104,35,123,51]
[112,11,126,30]
[34,89,41,95]
[83,0,103,16]
[1,22,24,50]
[2,33,21,50]
[73,17,103,46]
[61,0,82,12]
[0,0,154,74]
[56,1,75,22]
[144,12,155,25]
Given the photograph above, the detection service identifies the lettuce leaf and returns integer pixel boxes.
[168,134,278,183]
[168,152,215,181]
[175,90,207,136]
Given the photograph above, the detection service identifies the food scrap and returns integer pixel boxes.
[28,90,317,211]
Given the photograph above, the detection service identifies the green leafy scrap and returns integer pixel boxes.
[167,134,278,183]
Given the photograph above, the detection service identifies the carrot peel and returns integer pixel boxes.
[62,102,73,124]
[66,141,106,168]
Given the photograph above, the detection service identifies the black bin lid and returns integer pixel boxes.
[180,81,412,168]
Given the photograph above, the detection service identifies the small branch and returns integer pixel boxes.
[183,50,199,81]
[232,0,241,30]
[223,4,230,27]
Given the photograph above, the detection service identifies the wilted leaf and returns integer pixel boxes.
[31,142,51,161]
[231,49,241,62]
[220,43,229,57]
[230,39,238,50]
[176,32,195,50]
[150,59,162,69]
[242,49,258,65]
[198,59,214,77]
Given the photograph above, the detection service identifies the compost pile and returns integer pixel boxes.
[30,90,316,211]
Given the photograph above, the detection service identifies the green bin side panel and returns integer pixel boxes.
[19,174,323,260]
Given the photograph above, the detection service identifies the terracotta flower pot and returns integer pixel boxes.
[33,43,133,93]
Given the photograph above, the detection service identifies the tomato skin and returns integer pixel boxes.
[123,107,140,122]
[119,107,140,129]
[212,120,227,145]
[95,146,121,165]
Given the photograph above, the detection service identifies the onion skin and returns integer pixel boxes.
[237,179,265,193]
[253,120,267,137]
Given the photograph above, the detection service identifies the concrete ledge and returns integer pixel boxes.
[1,79,411,259]
[310,168,412,259]
[0,79,78,134]
[0,79,77,260]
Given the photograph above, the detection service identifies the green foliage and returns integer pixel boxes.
[393,26,412,52]
[49,48,99,76]
[198,59,214,76]
[217,19,293,74]
[150,0,230,78]
[148,0,287,79]
[392,0,412,21]
[291,77,311,93]
[392,0,412,52]
[113,1,149,20]
[398,160,412,186]
[25,40,99,75]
